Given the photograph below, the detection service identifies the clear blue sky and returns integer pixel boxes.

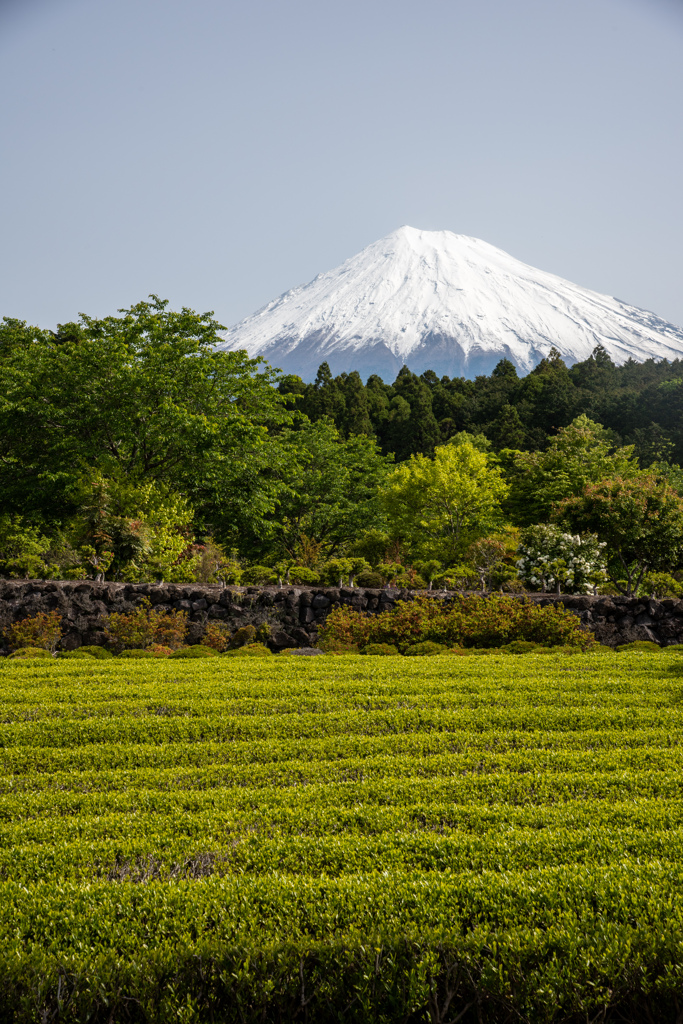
[1,0,682,331]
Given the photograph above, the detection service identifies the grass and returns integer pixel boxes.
[0,650,682,1022]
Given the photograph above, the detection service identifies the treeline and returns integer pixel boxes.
[2,297,683,598]
[281,351,683,464]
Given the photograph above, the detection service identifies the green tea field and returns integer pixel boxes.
[2,652,683,1023]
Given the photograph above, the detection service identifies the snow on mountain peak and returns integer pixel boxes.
[217,228,683,381]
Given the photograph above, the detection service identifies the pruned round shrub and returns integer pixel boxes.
[118,649,155,659]
[499,640,547,655]
[223,643,272,657]
[168,645,220,659]
[241,566,277,585]
[289,567,320,585]
[58,649,96,659]
[404,641,450,656]
[146,644,174,658]
[317,639,360,655]
[227,625,257,650]
[361,643,399,656]
[9,647,53,659]
[616,641,662,653]
[355,570,384,589]
[78,646,115,659]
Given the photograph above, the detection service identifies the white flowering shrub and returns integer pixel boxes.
[516,524,607,594]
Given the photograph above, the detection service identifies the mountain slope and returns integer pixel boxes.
[218,227,683,380]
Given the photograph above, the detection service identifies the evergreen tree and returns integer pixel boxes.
[382,368,441,460]
[339,371,373,436]
[301,362,346,424]
[488,403,527,451]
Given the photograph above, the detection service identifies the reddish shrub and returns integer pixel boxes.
[6,611,62,653]
[319,595,593,653]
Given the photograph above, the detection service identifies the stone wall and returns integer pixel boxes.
[1,579,683,653]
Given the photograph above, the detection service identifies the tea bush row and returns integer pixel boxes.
[0,655,681,1021]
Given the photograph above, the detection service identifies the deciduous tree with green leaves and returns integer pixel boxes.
[506,414,638,526]
[558,474,683,595]
[380,437,509,563]
[0,297,292,542]
[256,418,392,562]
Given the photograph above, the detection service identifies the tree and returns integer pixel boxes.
[0,316,51,358]
[506,415,637,526]
[488,403,527,451]
[380,438,509,563]
[516,347,577,442]
[0,297,291,542]
[338,371,373,437]
[301,363,346,423]
[558,474,683,595]
[69,473,197,582]
[380,368,441,460]
[254,418,392,562]
[464,532,519,593]
[515,524,607,594]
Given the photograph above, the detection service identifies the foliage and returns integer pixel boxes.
[145,643,175,658]
[463,531,519,592]
[380,438,509,562]
[355,569,384,588]
[559,473,683,595]
[189,538,242,586]
[258,418,392,562]
[616,640,662,653]
[0,654,681,1022]
[69,474,198,582]
[58,649,96,659]
[117,648,154,658]
[223,642,272,657]
[404,640,450,656]
[0,299,293,550]
[8,646,52,659]
[241,565,277,585]
[319,594,593,652]
[360,642,398,655]
[228,625,257,649]
[6,320,683,583]
[289,566,320,585]
[320,558,353,587]
[516,524,607,594]
[151,608,189,649]
[5,610,62,652]
[640,571,683,599]
[168,645,219,658]
[77,645,114,659]
[506,415,638,526]
[0,516,61,579]
[103,598,188,652]
[297,346,683,467]
[412,558,444,589]
[500,640,547,654]
[200,622,232,652]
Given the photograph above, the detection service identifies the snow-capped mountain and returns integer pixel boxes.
[218,227,683,380]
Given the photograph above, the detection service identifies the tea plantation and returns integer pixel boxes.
[2,651,683,1022]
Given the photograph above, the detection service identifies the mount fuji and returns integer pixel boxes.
[218,227,683,381]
